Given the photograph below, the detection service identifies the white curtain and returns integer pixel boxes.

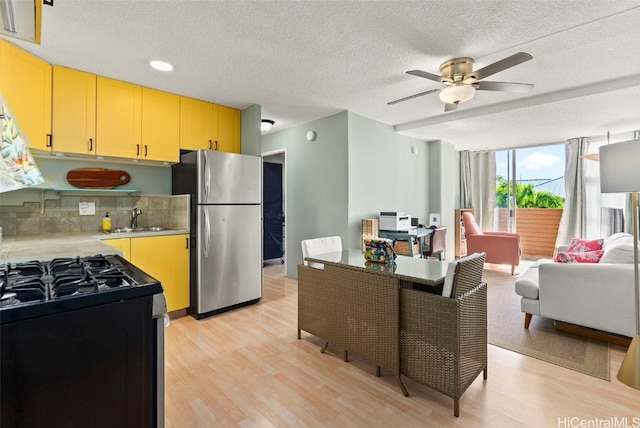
[460,150,496,231]
[555,138,587,247]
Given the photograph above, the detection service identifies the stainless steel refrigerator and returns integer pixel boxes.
[172,149,262,319]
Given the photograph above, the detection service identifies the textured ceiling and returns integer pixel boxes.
[5,0,640,150]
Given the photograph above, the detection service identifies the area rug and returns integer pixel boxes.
[484,266,610,380]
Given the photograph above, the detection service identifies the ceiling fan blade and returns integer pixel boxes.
[475,81,534,93]
[444,102,458,112]
[472,52,532,81]
[406,69,444,83]
[387,88,440,105]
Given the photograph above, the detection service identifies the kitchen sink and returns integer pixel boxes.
[107,226,173,234]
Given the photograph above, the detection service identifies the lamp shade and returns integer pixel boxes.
[599,139,640,193]
[439,85,475,104]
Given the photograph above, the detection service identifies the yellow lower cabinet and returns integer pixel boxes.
[103,238,131,261]
[130,234,190,312]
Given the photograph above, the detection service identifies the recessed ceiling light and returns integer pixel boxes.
[150,60,173,72]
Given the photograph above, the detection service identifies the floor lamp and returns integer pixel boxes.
[599,139,640,389]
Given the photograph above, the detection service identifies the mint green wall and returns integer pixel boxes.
[261,112,349,278]
[0,157,171,206]
[347,112,429,250]
[241,104,261,156]
[262,110,434,278]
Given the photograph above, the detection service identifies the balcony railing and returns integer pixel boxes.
[495,208,563,258]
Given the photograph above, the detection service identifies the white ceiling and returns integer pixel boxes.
[5,0,640,150]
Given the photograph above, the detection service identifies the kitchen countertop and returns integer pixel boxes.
[1,229,190,264]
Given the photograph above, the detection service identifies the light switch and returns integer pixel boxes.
[79,202,96,216]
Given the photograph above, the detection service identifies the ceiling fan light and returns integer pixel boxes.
[439,85,476,104]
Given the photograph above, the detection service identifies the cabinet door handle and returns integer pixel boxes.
[46,134,52,148]
[208,140,212,150]
[185,237,189,249]
[88,138,93,152]
[136,144,140,156]
[144,145,148,157]
[214,140,218,151]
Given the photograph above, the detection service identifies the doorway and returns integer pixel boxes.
[262,150,286,270]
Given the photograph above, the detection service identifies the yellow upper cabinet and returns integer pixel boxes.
[52,66,97,155]
[180,96,240,153]
[96,76,142,159]
[179,96,214,151]
[0,40,52,151]
[216,104,241,154]
[141,87,180,162]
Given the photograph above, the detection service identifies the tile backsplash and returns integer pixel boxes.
[0,194,189,236]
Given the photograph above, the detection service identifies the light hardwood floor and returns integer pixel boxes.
[165,262,640,427]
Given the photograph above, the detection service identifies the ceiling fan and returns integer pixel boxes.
[388,52,534,112]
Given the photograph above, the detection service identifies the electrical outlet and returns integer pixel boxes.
[79,202,96,216]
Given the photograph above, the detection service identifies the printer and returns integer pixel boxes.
[379,212,412,232]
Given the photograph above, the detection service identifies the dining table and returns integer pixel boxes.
[305,249,447,292]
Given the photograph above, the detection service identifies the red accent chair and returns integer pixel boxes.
[462,211,521,275]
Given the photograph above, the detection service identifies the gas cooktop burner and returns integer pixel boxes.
[1,255,138,305]
[4,261,46,277]
[1,254,163,325]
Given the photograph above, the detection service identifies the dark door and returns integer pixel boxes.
[263,161,283,261]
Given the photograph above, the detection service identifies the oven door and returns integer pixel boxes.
[1,296,155,427]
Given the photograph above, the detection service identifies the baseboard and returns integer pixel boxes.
[554,321,632,347]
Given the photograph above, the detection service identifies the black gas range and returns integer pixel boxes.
[1,253,166,427]
[0,253,163,324]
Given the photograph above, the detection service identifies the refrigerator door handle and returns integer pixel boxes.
[203,155,210,201]
[204,209,211,258]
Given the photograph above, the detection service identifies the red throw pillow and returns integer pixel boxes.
[566,237,604,253]
[555,250,604,263]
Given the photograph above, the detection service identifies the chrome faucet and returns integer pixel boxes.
[130,208,142,228]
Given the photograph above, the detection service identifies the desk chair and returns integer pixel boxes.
[423,227,447,260]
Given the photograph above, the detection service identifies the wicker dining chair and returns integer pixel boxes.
[297,236,342,347]
[400,252,487,417]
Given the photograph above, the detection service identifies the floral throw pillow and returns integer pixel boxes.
[566,237,604,253]
[555,250,604,263]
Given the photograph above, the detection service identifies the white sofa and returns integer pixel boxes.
[515,233,638,337]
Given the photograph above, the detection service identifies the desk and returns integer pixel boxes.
[378,228,433,257]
